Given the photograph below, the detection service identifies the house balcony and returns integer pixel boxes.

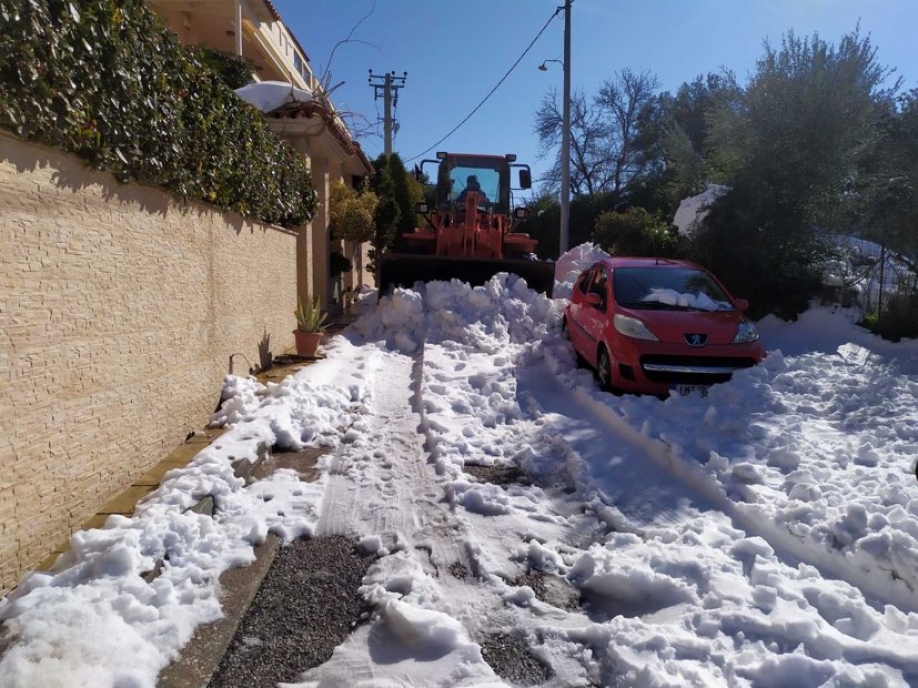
[147,0,317,91]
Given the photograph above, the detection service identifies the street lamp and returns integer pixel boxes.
[538,59,563,72]
[537,3,572,256]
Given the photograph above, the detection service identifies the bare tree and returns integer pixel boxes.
[310,2,381,143]
[595,68,661,191]
[535,88,612,195]
[534,68,660,196]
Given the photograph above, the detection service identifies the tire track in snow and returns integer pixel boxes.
[314,343,487,603]
[316,348,442,539]
[515,361,719,536]
[309,342,603,686]
[533,361,918,615]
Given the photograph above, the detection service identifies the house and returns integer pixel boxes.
[146,0,375,311]
[0,0,378,595]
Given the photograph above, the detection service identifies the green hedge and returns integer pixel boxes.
[0,0,315,227]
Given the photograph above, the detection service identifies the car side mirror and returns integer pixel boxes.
[734,298,749,312]
[584,293,602,308]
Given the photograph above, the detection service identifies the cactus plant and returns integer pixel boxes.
[294,297,328,333]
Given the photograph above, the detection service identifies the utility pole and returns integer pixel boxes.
[560,0,572,255]
[368,70,407,156]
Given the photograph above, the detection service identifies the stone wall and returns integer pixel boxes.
[0,133,299,594]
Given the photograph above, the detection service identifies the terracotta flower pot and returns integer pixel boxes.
[293,330,323,357]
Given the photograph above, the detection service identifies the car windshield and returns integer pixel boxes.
[612,267,734,311]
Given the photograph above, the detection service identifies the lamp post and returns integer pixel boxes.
[560,0,571,256]
[538,1,572,257]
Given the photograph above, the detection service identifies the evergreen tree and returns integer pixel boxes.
[695,27,899,318]
[369,154,401,277]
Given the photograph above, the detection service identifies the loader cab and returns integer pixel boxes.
[446,165,500,208]
[432,153,527,215]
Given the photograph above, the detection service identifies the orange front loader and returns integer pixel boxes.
[378,152,555,296]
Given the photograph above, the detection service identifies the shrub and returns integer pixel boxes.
[329,179,378,243]
[593,206,680,257]
[0,0,315,227]
[864,292,918,342]
[686,185,825,320]
[198,47,255,90]
[329,250,353,278]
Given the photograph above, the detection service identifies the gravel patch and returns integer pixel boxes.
[479,631,553,686]
[208,535,374,687]
[464,464,530,486]
[513,571,581,610]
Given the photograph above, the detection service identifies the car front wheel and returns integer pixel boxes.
[596,347,612,391]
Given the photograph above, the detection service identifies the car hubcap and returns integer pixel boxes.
[599,351,610,388]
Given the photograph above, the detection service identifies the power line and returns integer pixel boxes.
[404,6,564,163]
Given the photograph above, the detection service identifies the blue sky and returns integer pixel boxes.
[272,0,918,188]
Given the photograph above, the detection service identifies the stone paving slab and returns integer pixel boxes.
[157,535,282,688]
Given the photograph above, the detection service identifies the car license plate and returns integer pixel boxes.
[672,384,708,397]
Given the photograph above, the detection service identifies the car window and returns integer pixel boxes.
[588,266,609,311]
[612,266,733,311]
[575,267,594,296]
[590,267,607,295]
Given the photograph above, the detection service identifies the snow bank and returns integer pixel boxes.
[553,242,610,299]
[606,311,918,611]
[353,274,558,355]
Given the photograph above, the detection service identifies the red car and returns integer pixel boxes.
[562,257,766,396]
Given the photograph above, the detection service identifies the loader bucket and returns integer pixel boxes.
[379,254,555,298]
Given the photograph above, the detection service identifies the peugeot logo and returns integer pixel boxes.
[685,333,708,347]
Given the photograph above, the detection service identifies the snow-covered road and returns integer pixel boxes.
[1,248,917,687]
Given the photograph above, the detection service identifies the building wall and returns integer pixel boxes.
[0,133,299,594]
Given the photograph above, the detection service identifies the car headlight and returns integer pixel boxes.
[732,321,759,343]
[613,314,659,341]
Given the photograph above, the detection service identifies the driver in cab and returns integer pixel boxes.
[456,175,488,206]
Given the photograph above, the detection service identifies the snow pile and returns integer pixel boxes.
[393,265,918,684]
[553,242,610,299]
[565,526,918,686]
[619,317,918,609]
[234,80,312,113]
[673,184,730,236]
[353,274,559,355]
[757,308,918,373]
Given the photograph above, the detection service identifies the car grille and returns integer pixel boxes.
[639,355,758,385]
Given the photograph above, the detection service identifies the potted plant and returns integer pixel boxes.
[293,296,328,357]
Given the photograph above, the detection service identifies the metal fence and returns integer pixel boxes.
[817,230,918,322]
